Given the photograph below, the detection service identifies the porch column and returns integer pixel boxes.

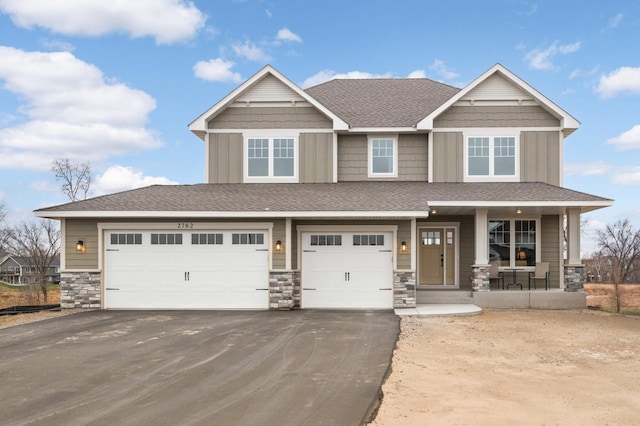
[564,208,584,292]
[472,208,490,291]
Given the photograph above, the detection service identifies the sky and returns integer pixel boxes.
[0,0,638,255]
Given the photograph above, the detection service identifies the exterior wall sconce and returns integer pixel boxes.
[431,209,437,215]
[400,241,407,253]
[275,240,282,252]
[76,240,85,252]
[516,209,522,214]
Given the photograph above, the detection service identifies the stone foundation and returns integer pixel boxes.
[394,271,416,308]
[60,271,102,309]
[471,265,490,292]
[563,264,585,292]
[269,270,301,310]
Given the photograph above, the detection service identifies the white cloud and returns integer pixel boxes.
[524,41,581,71]
[193,58,242,83]
[0,46,161,171]
[564,161,613,176]
[40,38,75,52]
[611,166,640,186]
[93,165,178,196]
[609,13,623,28]
[232,41,271,62]
[302,70,394,88]
[607,125,640,150]
[407,70,427,79]
[596,67,640,98]
[0,0,205,44]
[429,59,459,80]
[276,28,302,43]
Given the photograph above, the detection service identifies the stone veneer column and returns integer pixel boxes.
[471,265,490,292]
[394,271,416,308]
[60,271,102,309]
[563,264,585,292]
[268,270,301,310]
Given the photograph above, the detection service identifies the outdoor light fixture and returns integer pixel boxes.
[76,240,85,252]
[401,241,407,253]
[516,209,522,214]
[275,240,282,251]
[431,209,437,215]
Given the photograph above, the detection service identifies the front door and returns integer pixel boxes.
[418,227,457,286]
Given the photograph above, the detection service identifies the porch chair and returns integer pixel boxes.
[528,262,550,290]
[488,261,504,290]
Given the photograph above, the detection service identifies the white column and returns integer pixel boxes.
[475,208,489,265]
[566,208,582,265]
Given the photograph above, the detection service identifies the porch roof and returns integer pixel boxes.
[35,182,612,219]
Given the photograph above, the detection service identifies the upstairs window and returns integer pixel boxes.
[245,136,297,182]
[465,135,518,181]
[368,136,397,177]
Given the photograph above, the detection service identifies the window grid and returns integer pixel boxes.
[111,233,142,245]
[232,233,264,245]
[310,234,342,246]
[151,233,183,245]
[191,233,223,245]
[353,234,385,246]
[467,136,517,178]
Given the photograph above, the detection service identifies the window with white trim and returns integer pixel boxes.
[368,136,397,177]
[489,219,537,267]
[245,137,297,181]
[465,136,518,181]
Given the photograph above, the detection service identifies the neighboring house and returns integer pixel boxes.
[36,63,612,310]
[0,255,60,285]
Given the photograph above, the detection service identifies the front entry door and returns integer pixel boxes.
[419,227,457,286]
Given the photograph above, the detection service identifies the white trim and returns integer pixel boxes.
[285,218,292,270]
[432,126,561,133]
[243,134,299,183]
[417,63,580,132]
[188,65,348,132]
[427,131,433,182]
[227,101,313,108]
[559,215,565,289]
[204,132,210,183]
[97,222,275,231]
[463,133,520,182]
[417,223,460,288]
[38,210,429,219]
[427,200,613,208]
[559,130,564,187]
[487,216,541,270]
[474,209,489,265]
[348,127,416,133]
[60,218,66,270]
[208,128,334,135]
[367,135,398,178]
[332,132,338,182]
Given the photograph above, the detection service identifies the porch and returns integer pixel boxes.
[415,289,586,310]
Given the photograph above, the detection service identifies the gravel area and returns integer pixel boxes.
[0,309,80,329]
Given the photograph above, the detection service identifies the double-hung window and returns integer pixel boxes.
[488,219,538,268]
[465,135,518,181]
[368,136,398,177]
[245,136,297,182]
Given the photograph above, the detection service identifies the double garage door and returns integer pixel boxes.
[301,231,394,309]
[104,230,269,309]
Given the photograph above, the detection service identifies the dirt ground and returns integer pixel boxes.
[370,309,640,426]
[0,285,62,329]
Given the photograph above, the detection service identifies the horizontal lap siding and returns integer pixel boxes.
[433,105,560,128]
[300,133,333,183]
[272,219,286,270]
[541,215,561,289]
[208,107,332,129]
[65,219,99,270]
[432,132,463,182]
[521,131,561,186]
[396,221,412,270]
[208,133,243,183]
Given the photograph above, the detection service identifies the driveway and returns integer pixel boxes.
[0,310,399,425]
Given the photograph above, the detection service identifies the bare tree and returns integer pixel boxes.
[596,219,640,313]
[1,220,60,303]
[51,158,92,201]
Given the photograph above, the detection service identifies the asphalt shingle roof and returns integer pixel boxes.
[304,79,461,128]
[35,182,611,215]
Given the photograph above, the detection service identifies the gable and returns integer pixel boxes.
[235,74,305,104]
[460,73,530,102]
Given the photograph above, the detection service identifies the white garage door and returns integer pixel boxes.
[301,232,393,309]
[104,230,269,309]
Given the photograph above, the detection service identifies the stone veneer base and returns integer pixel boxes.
[60,271,102,309]
[394,271,416,308]
[563,264,585,292]
[471,264,490,292]
[269,270,301,310]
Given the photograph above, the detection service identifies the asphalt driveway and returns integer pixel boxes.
[0,310,399,425]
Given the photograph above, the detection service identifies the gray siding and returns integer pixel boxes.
[396,220,412,270]
[272,219,286,270]
[337,134,428,181]
[65,219,99,270]
[208,107,332,129]
[432,132,463,182]
[521,131,561,186]
[433,105,560,128]
[541,215,561,289]
[207,133,243,183]
[300,133,333,183]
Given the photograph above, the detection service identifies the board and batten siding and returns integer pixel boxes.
[433,105,560,128]
[65,219,99,270]
[207,133,243,183]
[521,131,561,186]
[541,215,561,289]
[208,106,332,129]
[432,132,463,182]
[299,133,333,183]
[337,134,428,181]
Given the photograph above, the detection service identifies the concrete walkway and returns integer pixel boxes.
[395,304,482,317]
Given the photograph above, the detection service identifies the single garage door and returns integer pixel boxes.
[301,232,393,309]
[104,230,269,309]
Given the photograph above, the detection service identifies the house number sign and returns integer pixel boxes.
[177,222,194,229]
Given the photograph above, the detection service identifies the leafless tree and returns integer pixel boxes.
[51,158,92,201]
[1,220,60,303]
[596,219,640,313]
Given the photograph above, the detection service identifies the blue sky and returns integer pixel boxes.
[0,0,638,254]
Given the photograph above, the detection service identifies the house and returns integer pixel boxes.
[0,255,60,285]
[35,63,612,310]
